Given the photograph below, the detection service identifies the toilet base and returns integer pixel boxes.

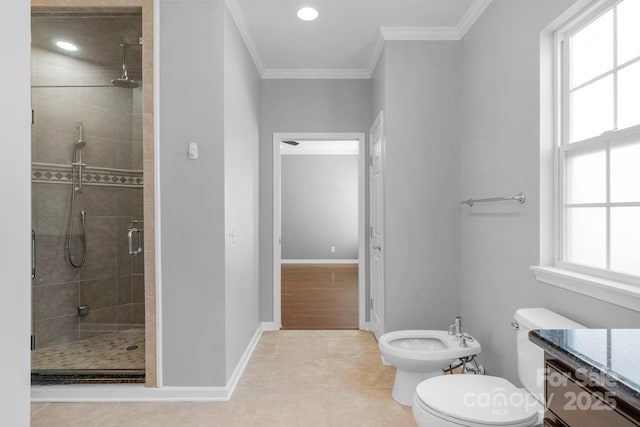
[391,369,442,406]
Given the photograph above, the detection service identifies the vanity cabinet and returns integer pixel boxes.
[544,356,640,427]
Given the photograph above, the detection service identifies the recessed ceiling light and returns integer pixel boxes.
[55,40,78,52]
[297,7,318,21]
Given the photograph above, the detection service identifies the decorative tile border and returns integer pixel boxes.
[32,162,143,188]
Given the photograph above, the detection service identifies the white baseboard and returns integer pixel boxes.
[281,259,358,264]
[260,321,280,331]
[31,322,273,402]
[224,321,266,398]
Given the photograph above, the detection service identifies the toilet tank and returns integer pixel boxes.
[514,308,584,400]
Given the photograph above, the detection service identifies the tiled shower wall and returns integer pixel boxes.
[31,45,144,349]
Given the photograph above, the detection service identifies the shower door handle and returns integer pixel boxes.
[31,229,36,279]
[128,228,143,256]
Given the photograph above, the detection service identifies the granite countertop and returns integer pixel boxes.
[529,328,640,412]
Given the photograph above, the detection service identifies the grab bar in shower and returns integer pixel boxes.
[460,192,526,207]
[127,227,144,256]
[31,229,36,279]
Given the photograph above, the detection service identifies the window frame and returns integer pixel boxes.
[555,0,640,287]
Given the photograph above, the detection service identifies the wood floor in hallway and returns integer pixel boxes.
[281,263,358,330]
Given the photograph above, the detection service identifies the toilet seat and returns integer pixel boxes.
[414,375,539,427]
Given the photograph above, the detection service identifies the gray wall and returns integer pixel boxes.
[371,49,386,126]
[282,154,358,260]
[376,41,462,332]
[159,0,260,387]
[0,0,31,424]
[223,6,261,382]
[159,0,227,386]
[259,79,372,321]
[460,0,640,384]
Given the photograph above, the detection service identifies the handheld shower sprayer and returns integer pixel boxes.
[66,122,87,268]
[67,123,88,268]
[77,121,85,145]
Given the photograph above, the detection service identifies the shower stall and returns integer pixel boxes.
[30,11,145,381]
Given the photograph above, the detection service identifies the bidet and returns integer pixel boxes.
[378,330,481,405]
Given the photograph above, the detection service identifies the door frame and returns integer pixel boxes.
[273,132,367,330]
[368,111,385,339]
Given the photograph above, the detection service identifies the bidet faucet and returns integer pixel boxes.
[448,316,464,340]
[449,316,475,347]
[454,316,463,339]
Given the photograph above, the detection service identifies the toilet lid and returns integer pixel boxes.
[415,375,539,426]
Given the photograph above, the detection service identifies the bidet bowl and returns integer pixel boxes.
[378,330,481,406]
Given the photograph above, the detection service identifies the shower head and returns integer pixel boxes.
[112,43,140,89]
[111,77,139,88]
[74,140,86,150]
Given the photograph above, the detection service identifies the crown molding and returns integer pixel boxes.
[370,26,460,77]
[366,31,385,79]
[225,0,492,80]
[380,26,461,41]
[457,0,493,38]
[262,68,371,80]
[224,0,265,76]
[367,0,493,78]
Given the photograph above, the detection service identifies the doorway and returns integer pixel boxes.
[273,133,366,330]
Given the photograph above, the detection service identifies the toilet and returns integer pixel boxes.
[412,308,584,427]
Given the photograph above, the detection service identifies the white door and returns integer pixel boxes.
[369,112,385,340]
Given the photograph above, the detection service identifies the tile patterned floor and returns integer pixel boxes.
[32,329,145,371]
[31,330,417,426]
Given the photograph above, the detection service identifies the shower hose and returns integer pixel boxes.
[66,181,87,268]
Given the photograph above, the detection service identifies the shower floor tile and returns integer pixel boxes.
[31,329,145,371]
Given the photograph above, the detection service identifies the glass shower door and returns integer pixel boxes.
[30,10,145,382]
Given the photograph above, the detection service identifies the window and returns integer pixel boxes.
[557,0,640,283]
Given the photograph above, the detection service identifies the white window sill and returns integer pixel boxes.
[530,266,640,312]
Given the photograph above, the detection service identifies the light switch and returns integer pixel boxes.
[188,142,198,160]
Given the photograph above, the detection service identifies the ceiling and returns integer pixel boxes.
[229,0,492,78]
[30,1,492,81]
